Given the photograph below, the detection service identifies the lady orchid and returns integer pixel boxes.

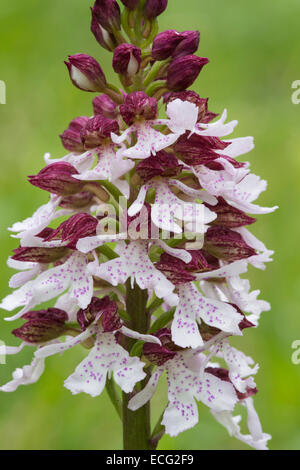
[0,0,277,451]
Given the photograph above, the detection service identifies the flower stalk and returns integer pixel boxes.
[0,0,277,452]
[123,281,151,450]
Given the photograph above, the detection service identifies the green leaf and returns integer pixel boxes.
[149,307,176,333]
[130,340,144,358]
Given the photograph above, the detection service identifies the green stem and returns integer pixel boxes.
[106,377,123,420]
[122,281,151,450]
[150,411,165,450]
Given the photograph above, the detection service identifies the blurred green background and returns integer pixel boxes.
[0,0,299,450]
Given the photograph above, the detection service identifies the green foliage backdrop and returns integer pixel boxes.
[0,0,299,450]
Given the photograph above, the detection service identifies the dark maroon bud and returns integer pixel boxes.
[92,0,121,33]
[120,0,139,9]
[93,94,118,119]
[90,7,117,51]
[28,162,84,196]
[80,115,119,149]
[152,30,183,61]
[77,296,118,331]
[136,150,183,182]
[164,91,218,123]
[120,91,157,125]
[65,54,107,92]
[204,197,256,229]
[144,0,168,19]
[43,213,98,250]
[204,225,257,262]
[113,44,141,77]
[174,133,229,166]
[59,116,89,153]
[12,246,68,264]
[173,31,200,58]
[167,55,209,92]
[59,191,95,210]
[12,308,68,344]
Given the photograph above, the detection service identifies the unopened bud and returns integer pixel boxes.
[173,30,200,58]
[91,7,117,51]
[92,0,121,33]
[152,30,183,61]
[120,0,139,9]
[59,116,89,153]
[144,0,168,19]
[167,55,209,91]
[65,54,106,92]
[113,44,141,77]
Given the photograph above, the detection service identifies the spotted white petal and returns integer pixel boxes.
[172,283,243,348]
[0,357,45,392]
[64,330,146,397]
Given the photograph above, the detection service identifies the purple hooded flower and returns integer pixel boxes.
[28,162,84,196]
[12,308,68,344]
[120,91,157,125]
[59,116,89,153]
[164,91,218,123]
[204,197,257,228]
[42,213,99,250]
[136,150,183,182]
[204,225,257,262]
[81,115,119,149]
[12,246,68,264]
